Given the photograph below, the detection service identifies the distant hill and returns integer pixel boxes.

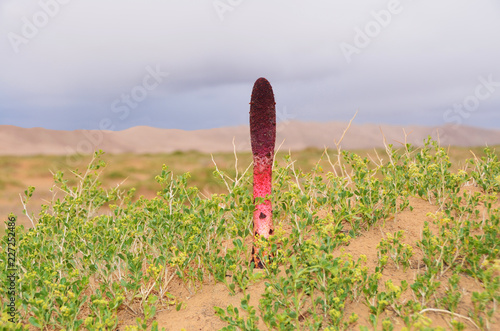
[1,122,499,156]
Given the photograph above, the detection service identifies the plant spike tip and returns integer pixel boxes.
[250,77,276,267]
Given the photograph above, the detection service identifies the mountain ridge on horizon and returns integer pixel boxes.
[4,119,499,132]
[1,121,499,156]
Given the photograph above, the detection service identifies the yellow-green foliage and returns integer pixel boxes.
[0,140,499,330]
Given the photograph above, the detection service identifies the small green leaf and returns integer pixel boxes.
[29,317,41,328]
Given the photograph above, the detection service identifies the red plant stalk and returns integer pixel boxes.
[249,77,276,267]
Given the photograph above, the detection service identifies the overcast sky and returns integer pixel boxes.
[1,0,499,131]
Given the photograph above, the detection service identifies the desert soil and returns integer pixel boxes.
[2,155,498,330]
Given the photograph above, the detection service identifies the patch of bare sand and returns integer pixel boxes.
[335,197,437,330]
[117,277,267,331]
[340,195,497,330]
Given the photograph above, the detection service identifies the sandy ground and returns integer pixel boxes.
[111,193,497,330]
[2,156,498,330]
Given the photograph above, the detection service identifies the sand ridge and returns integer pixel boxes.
[1,122,499,156]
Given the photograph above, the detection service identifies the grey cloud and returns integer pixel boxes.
[0,0,499,131]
